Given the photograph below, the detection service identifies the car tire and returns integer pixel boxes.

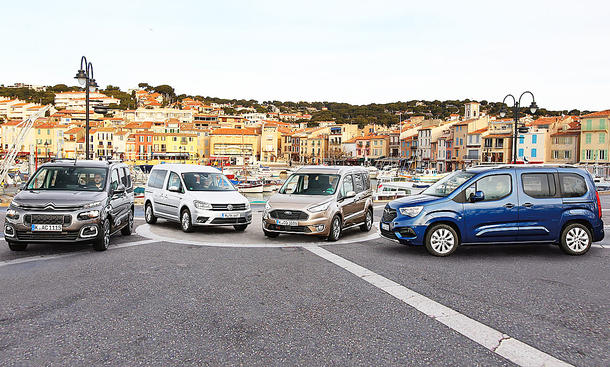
[360,208,373,232]
[180,208,194,233]
[264,229,279,238]
[234,224,248,232]
[425,224,459,257]
[145,202,157,224]
[560,223,592,255]
[121,209,134,236]
[327,215,342,242]
[93,219,111,251]
[7,242,27,251]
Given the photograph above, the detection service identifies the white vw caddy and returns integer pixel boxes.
[144,164,252,232]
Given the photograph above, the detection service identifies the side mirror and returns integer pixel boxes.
[469,191,485,202]
[114,184,126,195]
[168,185,181,193]
[345,190,356,199]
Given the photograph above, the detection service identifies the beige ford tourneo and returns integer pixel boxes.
[262,166,374,241]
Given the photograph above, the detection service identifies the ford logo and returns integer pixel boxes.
[227,204,233,211]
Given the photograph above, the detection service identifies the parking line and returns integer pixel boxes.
[305,245,572,367]
[0,239,158,268]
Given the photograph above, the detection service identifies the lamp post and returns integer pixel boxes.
[499,91,538,164]
[74,56,99,160]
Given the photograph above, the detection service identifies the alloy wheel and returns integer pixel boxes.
[566,227,589,253]
[182,211,190,231]
[430,228,455,255]
[103,221,110,249]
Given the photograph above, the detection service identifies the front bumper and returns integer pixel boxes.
[262,212,332,236]
[379,219,427,246]
[192,209,252,226]
[4,210,102,243]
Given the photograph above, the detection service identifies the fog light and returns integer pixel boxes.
[4,225,15,238]
[316,224,325,232]
[80,225,98,238]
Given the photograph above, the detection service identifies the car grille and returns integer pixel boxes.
[210,217,249,224]
[16,231,79,241]
[381,206,397,222]
[269,210,308,220]
[267,224,309,233]
[210,203,247,211]
[380,227,398,240]
[24,214,72,226]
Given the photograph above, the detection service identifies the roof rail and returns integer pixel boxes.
[491,164,578,169]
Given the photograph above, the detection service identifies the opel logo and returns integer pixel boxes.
[227,204,233,211]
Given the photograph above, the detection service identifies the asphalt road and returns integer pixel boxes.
[0,203,608,366]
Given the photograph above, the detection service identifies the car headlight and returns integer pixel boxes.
[194,200,212,210]
[245,202,251,210]
[308,201,331,213]
[78,210,100,220]
[399,206,423,217]
[6,209,19,219]
[265,201,271,210]
[83,201,102,209]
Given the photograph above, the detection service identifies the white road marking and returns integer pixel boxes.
[0,239,158,268]
[136,223,381,248]
[305,245,573,367]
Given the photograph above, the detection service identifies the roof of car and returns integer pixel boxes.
[40,159,126,169]
[295,165,368,175]
[465,164,582,173]
[150,163,222,174]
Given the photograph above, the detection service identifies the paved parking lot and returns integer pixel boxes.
[1,204,608,366]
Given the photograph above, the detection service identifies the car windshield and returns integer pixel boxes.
[421,171,475,197]
[27,166,108,192]
[279,173,340,195]
[182,172,235,191]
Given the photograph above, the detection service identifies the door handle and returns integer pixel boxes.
[523,203,533,208]
[504,203,515,209]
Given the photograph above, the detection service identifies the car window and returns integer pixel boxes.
[121,167,130,188]
[341,175,354,197]
[361,173,370,190]
[559,173,587,197]
[353,173,364,193]
[522,173,556,198]
[117,167,125,187]
[148,169,167,189]
[166,172,183,192]
[465,174,512,202]
[110,169,119,192]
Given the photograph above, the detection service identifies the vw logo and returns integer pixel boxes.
[227,204,233,211]
[285,211,292,215]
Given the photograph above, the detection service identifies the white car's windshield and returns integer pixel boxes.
[27,166,108,192]
[279,173,340,195]
[182,172,235,191]
[421,171,475,197]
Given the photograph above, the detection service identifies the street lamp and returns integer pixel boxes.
[499,91,538,164]
[74,56,99,160]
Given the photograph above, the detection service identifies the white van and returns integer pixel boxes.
[144,164,252,232]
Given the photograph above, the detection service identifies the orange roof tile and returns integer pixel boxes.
[581,110,610,118]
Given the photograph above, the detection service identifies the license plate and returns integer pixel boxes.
[381,223,390,231]
[222,213,240,218]
[276,219,298,226]
[31,224,62,232]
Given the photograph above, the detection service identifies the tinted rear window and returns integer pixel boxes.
[522,173,556,198]
[559,173,587,197]
[148,169,168,189]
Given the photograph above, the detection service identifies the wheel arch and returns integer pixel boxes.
[424,219,462,245]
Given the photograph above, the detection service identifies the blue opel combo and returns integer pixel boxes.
[380,165,604,256]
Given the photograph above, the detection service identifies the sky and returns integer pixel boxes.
[0,0,608,111]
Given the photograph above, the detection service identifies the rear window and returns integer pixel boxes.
[522,173,556,198]
[148,169,168,189]
[559,173,587,197]
[361,173,370,190]
[353,173,364,192]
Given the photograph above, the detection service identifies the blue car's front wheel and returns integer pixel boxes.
[425,224,459,257]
